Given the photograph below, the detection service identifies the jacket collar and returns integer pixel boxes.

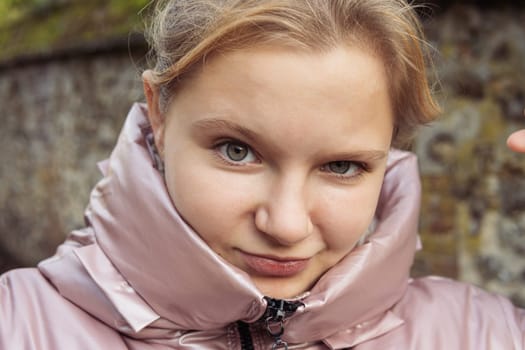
[39,103,421,349]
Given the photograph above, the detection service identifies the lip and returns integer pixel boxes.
[239,251,311,277]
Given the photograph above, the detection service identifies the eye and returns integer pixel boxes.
[328,161,353,174]
[217,141,258,164]
[322,161,364,178]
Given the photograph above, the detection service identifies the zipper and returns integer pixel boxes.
[237,297,303,350]
[237,321,255,350]
[262,297,304,350]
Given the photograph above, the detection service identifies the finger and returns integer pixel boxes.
[506,129,525,153]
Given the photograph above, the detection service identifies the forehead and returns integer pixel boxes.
[176,43,389,107]
[167,44,394,151]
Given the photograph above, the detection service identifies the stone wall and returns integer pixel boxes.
[1,5,525,305]
[413,6,525,306]
[0,51,145,271]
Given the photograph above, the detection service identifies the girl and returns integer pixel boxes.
[1,1,524,349]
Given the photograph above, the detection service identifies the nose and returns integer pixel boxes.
[254,174,313,246]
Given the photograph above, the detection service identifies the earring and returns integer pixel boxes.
[144,129,165,174]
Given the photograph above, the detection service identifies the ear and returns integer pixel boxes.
[142,69,165,155]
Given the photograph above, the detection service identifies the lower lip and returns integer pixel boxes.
[239,252,310,277]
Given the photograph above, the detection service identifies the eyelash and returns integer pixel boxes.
[212,138,371,180]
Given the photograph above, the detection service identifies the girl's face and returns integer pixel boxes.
[145,45,394,299]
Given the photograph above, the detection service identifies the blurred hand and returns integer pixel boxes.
[507,110,525,153]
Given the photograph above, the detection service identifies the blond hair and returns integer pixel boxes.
[144,0,440,148]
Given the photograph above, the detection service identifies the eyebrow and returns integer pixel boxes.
[191,118,262,142]
[191,117,388,161]
[325,150,388,162]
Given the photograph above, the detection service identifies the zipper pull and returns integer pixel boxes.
[261,297,303,350]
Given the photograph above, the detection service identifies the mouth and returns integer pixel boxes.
[238,250,311,277]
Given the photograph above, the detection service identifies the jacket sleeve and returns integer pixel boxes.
[0,268,61,349]
[391,277,525,349]
[0,270,22,350]
[497,293,525,348]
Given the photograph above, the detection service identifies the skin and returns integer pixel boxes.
[143,45,394,299]
[507,110,525,153]
[507,130,525,153]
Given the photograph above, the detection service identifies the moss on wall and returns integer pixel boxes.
[0,0,150,64]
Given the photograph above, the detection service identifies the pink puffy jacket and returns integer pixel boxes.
[1,104,524,349]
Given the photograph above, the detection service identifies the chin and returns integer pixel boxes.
[253,276,313,300]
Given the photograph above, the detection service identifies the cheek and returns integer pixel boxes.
[164,160,255,241]
[317,177,384,250]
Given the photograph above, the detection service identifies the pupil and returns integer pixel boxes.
[329,161,350,174]
[227,143,247,161]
